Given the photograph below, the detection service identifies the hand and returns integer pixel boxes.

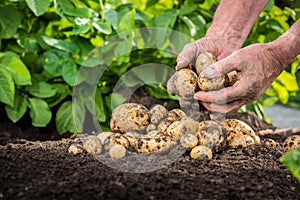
[168,37,235,95]
[194,43,285,113]
[175,37,234,70]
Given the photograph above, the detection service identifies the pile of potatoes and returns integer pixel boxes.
[78,102,263,160]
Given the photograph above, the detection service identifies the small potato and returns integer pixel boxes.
[109,144,126,158]
[166,117,199,140]
[97,132,114,144]
[173,69,198,100]
[110,103,150,133]
[166,109,186,122]
[68,144,84,154]
[180,134,198,149]
[190,145,213,160]
[196,120,227,152]
[282,135,300,152]
[103,133,130,151]
[146,123,157,133]
[135,131,176,154]
[263,138,278,148]
[83,135,102,154]
[196,52,216,75]
[149,104,167,125]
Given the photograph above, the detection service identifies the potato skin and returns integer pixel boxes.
[173,69,198,100]
[110,103,150,133]
[282,135,300,152]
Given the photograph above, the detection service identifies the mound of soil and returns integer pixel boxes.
[0,93,299,200]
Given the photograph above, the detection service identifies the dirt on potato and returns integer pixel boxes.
[0,92,300,200]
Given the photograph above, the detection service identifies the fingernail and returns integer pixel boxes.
[176,60,184,67]
[203,67,215,77]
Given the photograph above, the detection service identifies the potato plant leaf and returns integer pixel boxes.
[29,98,52,127]
[280,147,300,181]
[26,81,57,98]
[0,5,21,39]
[56,101,78,134]
[5,93,28,123]
[25,0,50,16]
[0,68,15,106]
[0,52,31,85]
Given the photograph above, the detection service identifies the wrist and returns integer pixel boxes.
[268,23,300,70]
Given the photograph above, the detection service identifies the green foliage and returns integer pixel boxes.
[280,147,300,182]
[0,0,299,135]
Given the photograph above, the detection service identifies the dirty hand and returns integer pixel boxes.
[167,37,234,95]
[194,43,286,113]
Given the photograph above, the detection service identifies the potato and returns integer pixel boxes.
[110,103,150,133]
[149,104,167,125]
[103,133,130,151]
[190,145,213,160]
[134,131,176,154]
[222,119,260,149]
[263,138,278,148]
[83,135,102,154]
[196,52,237,91]
[196,120,227,152]
[195,52,217,75]
[180,134,198,149]
[109,144,126,158]
[282,135,300,152]
[172,69,198,100]
[166,117,199,141]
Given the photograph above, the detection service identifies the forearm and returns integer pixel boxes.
[206,0,268,51]
[268,19,300,70]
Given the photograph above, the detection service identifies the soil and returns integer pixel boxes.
[0,93,300,200]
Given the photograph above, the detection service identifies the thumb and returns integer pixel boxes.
[201,59,235,79]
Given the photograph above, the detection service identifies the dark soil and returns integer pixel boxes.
[0,94,300,200]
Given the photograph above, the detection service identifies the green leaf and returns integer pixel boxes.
[145,84,179,100]
[5,93,28,123]
[41,35,79,54]
[46,83,70,107]
[277,70,299,92]
[72,91,86,133]
[264,0,274,12]
[154,9,178,28]
[179,3,198,16]
[62,60,78,86]
[43,49,69,76]
[95,88,106,122]
[0,68,15,106]
[272,81,289,104]
[56,101,78,134]
[25,0,50,16]
[26,81,57,98]
[0,52,31,85]
[280,147,300,181]
[28,98,52,127]
[0,5,21,39]
[92,21,112,35]
[117,9,135,32]
[104,9,118,29]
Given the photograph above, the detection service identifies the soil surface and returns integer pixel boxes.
[0,93,300,200]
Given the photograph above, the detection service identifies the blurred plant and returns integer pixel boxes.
[280,147,300,182]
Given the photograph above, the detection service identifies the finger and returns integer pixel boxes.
[201,57,238,79]
[167,74,176,95]
[194,83,243,104]
[176,43,197,70]
[202,99,247,113]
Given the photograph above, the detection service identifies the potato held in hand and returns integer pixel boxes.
[171,69,198,100]
[197,52,237,91]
